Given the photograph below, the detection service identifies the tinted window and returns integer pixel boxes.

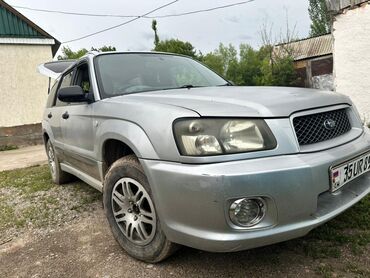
[56,71,74,107]
[95,53,227,99]
[73,63,91,94]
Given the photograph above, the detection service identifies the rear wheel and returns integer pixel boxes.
[103,155,178,262]
[46,140,73,184]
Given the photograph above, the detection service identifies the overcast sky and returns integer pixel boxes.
[7,0,311,57]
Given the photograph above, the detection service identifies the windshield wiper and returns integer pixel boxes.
[179,84,201,89]
[218,82,233,86]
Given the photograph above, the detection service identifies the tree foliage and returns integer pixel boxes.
[150,20,297,87]
[57,45,116,60]
[154,39,197,58]
[308,0,331,36]
[201,43,297,87]
[151,20,197,58]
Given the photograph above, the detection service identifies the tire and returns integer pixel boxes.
[103,154,178,263]
[45,140,73,185]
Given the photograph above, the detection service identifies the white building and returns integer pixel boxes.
[327,0,370,123]
[0,0,60,146]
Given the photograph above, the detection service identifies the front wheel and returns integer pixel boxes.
[103,155,178,263]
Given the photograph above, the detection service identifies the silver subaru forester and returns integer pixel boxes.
[39,52,370,262]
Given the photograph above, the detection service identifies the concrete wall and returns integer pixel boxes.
[0,44,52,127]
[333,3,370,122]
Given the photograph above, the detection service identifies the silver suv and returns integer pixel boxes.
[39,52,370,262]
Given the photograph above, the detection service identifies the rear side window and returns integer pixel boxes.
[55,71,74,107]
[46,78,60,108]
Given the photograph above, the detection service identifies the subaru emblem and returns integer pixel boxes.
[323,118,336,130]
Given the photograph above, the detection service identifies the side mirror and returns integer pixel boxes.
[58,86,87,103]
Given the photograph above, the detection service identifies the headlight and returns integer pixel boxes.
[173,118,277,156]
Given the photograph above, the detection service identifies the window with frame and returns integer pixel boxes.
[73,63,91,94]
[55,70,74,107]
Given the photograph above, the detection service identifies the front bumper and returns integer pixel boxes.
[140,130,370,252]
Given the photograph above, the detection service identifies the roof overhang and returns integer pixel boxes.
[0,37,55,45]
[326,0,370,14]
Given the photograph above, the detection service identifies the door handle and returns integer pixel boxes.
[47,112,52,119]
[62,111,69,119]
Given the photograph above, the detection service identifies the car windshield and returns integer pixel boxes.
[94,53,228,98]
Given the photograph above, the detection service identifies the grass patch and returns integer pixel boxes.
[0,165,101,232]
[344,262,370,277]
[292,195,370,259]
[315,264,334,278]
[0,145,18,151]
[0,200,15,230]
[0,165,55,194]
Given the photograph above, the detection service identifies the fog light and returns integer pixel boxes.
[229,198,266,227]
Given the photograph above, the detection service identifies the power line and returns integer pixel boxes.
[62,0,179,44]
[12,1,255,19]
[146,0,255,18]
[12,5,137,18]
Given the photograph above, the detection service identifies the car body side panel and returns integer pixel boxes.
[94,118,160,161]
[92,99,200,164]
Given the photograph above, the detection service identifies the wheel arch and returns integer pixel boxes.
[96,119,159,172]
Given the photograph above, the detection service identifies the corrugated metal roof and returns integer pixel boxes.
[0,0,60,56]
[273,34,333,61]
[0,5,45,38]
[326,0,370,13]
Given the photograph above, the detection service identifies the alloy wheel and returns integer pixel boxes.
[47,144,56,179]
[111,177,156,245]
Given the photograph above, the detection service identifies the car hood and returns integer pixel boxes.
[108,86,351,117]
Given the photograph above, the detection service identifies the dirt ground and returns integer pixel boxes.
[0,208,320,278]
[0,202,369,278]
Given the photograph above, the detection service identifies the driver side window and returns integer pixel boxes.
[74,63,91,94]
[55,70,74,107]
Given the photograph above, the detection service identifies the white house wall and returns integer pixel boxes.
[333,4,370,122]
[0,44,52,127]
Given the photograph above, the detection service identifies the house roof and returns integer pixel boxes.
[0,0,60,56]
[273,34,333,61]
[326,0,370,14]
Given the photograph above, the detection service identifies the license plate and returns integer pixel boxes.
[330,151,370,192]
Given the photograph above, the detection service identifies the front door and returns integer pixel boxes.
[59,62,98,179]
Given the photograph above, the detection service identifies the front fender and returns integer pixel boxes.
[95,119,159,161]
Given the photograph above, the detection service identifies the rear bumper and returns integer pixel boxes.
[140,130,370,252]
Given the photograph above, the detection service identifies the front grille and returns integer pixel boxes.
[293,108,351,145]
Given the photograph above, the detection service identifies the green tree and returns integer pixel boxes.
[151,20,197,57]
[91,45,116,52]
[58,45,116,60]
[154,39,197,58]
[238,44,263,85]
[201,44,241,82]
[57,46,88,60]
[201,52,225,76]
[148,19,297,87]
[308,0,331,36]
